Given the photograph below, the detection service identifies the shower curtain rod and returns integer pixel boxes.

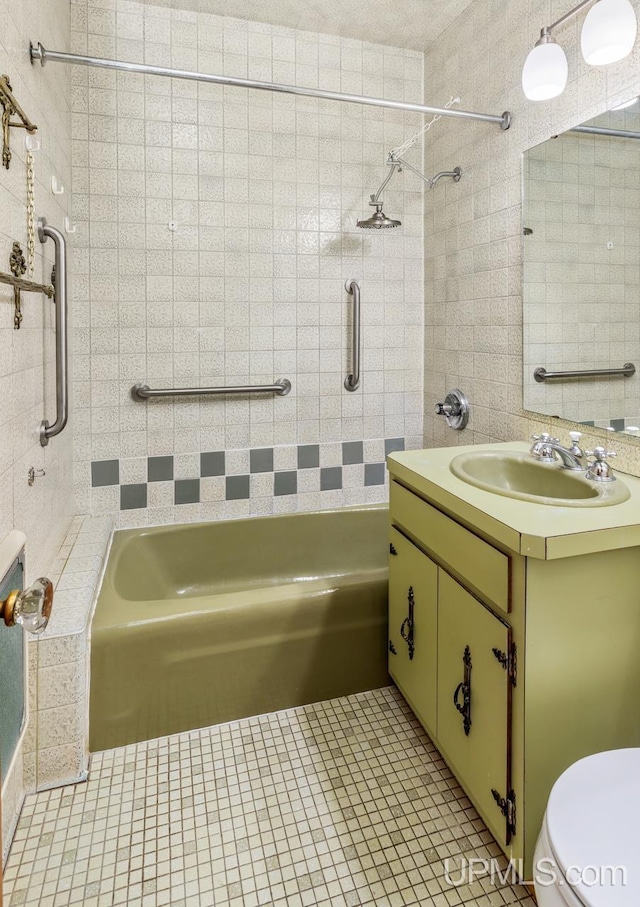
[570,124,640,139]
[30,43,511,129]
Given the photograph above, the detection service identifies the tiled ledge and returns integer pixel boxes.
[25,515,113,791]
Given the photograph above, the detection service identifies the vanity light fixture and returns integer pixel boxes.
[522,0,638,101]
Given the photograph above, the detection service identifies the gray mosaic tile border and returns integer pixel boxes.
[582,418,640,434]
[91,439,405,511]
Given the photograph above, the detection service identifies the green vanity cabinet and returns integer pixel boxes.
[388,527,438,736]
[436,571,513,851]
[388,516,515,852]
[388,441,640,879]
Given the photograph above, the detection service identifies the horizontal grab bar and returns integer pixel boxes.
[131,379,292,400]
[534,363,636,383]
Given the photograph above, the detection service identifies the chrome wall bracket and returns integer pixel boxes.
[435,389,469,430]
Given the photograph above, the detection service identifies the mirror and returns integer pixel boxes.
[523,97,640,437]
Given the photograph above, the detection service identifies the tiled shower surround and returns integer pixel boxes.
[70,2,425,519]
[90,437,403,523]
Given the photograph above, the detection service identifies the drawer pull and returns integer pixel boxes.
[400,586,415,660]
[453,644,472,735]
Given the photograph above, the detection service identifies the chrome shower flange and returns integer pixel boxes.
[435,389,470,430]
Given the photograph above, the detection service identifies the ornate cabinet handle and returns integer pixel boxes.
[400,586,415,660]
[453,644,472,735]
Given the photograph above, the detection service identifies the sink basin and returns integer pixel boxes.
[450,451,630,507]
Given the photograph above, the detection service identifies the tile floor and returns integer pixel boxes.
[4,688,535,907]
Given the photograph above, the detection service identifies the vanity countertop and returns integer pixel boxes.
[388,441,640,559]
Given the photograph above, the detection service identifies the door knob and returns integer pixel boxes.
[0,577,53,634]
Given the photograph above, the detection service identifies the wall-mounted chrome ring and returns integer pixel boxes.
[435,389,469,430]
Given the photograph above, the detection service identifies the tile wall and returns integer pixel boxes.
[0,0,74,857]
[70,1,425,524]
[423,0,640,475]
[0,1,74,582]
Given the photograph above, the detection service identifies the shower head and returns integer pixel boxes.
[357,204,402,229]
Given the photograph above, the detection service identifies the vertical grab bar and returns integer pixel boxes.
[38,218,68,446]
[344,278,361,392]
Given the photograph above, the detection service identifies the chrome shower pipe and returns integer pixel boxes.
[368,155,461,207]
[370,160,402,205]
[394,155,462,188]
[30,43,511,129]
[38,218,68,446]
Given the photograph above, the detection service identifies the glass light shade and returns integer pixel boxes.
[581,0,638,65]
[522,41,569,101]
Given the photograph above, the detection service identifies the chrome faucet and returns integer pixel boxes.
[530,432,585,471]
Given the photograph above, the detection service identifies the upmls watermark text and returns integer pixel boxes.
[443,857,628,888]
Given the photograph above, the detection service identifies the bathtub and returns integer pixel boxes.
[90,505,390,750]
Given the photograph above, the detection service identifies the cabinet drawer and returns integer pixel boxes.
[390,480,510,612]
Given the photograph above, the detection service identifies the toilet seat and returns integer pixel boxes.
[539,748,640,907]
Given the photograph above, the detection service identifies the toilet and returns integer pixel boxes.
[534,748,640,906]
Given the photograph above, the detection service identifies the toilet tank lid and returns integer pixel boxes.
[544,748,640,907]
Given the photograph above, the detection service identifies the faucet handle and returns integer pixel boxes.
[569,431,582,443]
[585,447,617,460]
[585,447,617,483]
[532,432,559,443]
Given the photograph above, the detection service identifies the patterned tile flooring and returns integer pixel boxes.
[4,688,535,906]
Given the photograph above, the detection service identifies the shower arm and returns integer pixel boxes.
[369,160,402,205]
[368,154,461,206]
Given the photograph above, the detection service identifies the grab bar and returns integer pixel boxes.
[344,278,361,392]
[38,218,68,446]
[534,363,635,383]
[131,379,291,400]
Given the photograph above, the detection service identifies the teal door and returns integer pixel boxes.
[0,555,25,781]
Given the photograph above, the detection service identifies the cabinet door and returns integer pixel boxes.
[388,527,438,735]
[437,570,514,849]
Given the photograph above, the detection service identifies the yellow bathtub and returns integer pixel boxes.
[90,505,390,750]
